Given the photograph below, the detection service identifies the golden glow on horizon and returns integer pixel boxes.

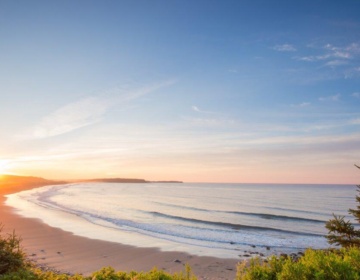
[1,154,358,185]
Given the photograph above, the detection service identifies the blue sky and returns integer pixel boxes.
[1,0,359,183]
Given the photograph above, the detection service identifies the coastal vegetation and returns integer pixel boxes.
[236,247,360,280]
[325,165,360,248]
[0,265,197,280]
[0,226,27,275]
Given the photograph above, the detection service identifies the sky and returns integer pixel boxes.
[0,0,360,184]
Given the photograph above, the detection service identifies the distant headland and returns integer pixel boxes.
[81,178,183,184]
[0,174,183,192]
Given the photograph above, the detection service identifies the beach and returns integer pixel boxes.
[0,179,239,280]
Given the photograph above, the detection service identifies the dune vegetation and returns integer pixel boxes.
[236,247,360,280]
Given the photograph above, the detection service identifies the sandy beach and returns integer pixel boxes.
[0,177,239,280]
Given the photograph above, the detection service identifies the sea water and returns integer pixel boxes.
[5,183,357,258]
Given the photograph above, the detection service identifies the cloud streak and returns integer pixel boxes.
[191,105,217,114]
[33,97,109,139]
[31,80,176,139]
[350,118,360,125]
[273,44,297,52]
[291,102,311,108]
[116,79,177,102]
[297,42,360,67]
[352,92,360,98]
[319,94,341,102]
[192,105,201,112]
[325,60,348,66]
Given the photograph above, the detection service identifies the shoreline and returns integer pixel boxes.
[0,181,239,279]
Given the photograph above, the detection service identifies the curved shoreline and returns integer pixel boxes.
[0,181,238,279]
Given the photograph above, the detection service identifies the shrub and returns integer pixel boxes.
[236,247,360,280]
[325,164,360,248]
[0,224,27,274]
[90,265,196,280]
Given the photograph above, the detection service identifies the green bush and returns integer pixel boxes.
[0,225,28,275]
[0,268,38,280]
[0,266,197,280]
[90,265,196,280]
[236,247,360,280]
[326,165,360,248]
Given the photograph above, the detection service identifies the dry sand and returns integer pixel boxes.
[0,178,241,279]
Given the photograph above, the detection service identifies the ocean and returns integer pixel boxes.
[5,182,357,258]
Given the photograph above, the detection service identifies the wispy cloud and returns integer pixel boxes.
[273,44,297,52]
[192,106,201,112]
[350,118,360,125]
[297,42,360,68]
[117,79,177,102]
[352,92,360,98]
[182,113,236,128]
[31,80,176,139]
[298,56,316,62]
[184,117,235,127]
[33,97,109,139]
[191,105,216,114]
[325,60,348,67]
[291,102,311,108]
[319,94,341,102]
[344,67,360,79]
[188,105,231,127]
